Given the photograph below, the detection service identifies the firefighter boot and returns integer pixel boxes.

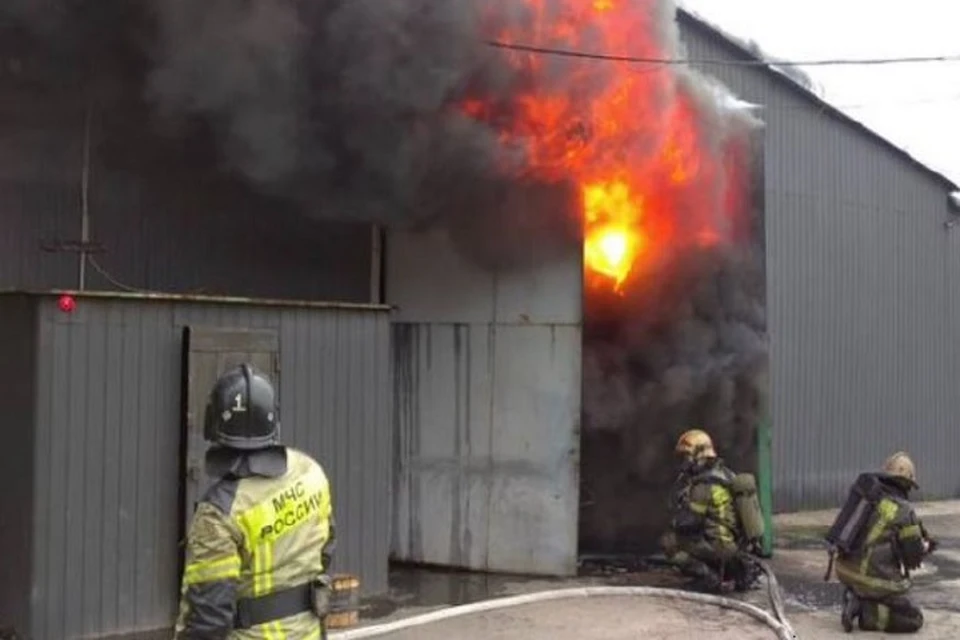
[732,557,763,592]
[841,588,861,633]
[677,556,734,595]
[690,571,735,595]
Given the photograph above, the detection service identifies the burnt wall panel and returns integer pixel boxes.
[680,15,960,511]
[0,295,37,636]
[27,294,391,640]
[388,227,582,576]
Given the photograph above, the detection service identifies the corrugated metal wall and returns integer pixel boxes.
[387,227,583,576]
[0,71,372,302]
[679,14,960,510]
[0,296,37,635]
[11,293,390,640]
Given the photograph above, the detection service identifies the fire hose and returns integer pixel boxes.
[754,557,796,638]
[329,561,798,640]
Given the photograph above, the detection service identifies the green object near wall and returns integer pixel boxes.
[757,414,774,557]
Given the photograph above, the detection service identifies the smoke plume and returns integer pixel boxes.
[0,1,526,234]
[2,0,768,550]
[146,0,770,532]
[578,68,767,551]
[146,0,521,231]
[0,1,742,252]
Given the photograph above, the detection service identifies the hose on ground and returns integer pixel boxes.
[328,583,798,640]
[756,559,790,632]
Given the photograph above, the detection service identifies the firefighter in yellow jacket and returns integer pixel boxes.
[175,364,335,640]
[835,452,934,634]
[661,429,757,593]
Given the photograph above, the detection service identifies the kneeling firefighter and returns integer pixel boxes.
[175,364,336,640]
[825,451,937,634]
[660,428,766,594]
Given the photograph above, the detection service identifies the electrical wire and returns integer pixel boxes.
[85,254,149,293]
[74,99,155,295]
[485,40,960,68]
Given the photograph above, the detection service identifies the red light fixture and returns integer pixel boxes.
[58,294,76,313]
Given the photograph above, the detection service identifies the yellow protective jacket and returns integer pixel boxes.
[670,462,739,549]
[175,446,335,640]
[835,484,925,599]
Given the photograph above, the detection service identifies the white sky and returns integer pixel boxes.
[678,0,960,186]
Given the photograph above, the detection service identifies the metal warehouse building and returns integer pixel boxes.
[388,9,960,580]
[1,7,959,640]
[677,9,960,510]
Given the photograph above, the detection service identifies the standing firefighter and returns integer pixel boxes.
[175,364,336,640]
[825,451,937,634]
[661,428,766,594]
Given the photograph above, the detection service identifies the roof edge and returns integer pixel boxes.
[676,7,959,192]
[0,289,394,312]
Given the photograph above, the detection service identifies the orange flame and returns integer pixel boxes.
[463,1,747,294]
[582,180,645,289]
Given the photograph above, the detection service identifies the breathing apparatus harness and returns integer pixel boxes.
[672,460,765,550]
[823,473,938,582]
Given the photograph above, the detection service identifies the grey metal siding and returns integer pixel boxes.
[27,294,391,640]
[0,295,37,634]
[392,322,583,574]
[387,228,582,576]
[680,20,960,510]
[168,301,393,593]
[32,299,179,640]
[0,83,372,302]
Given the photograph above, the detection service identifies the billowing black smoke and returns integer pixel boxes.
[0,0,585,266]
[146,1,514,227]
[3,0,769,552]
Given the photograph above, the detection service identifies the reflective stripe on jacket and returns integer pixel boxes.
[688,466,738,546]
[670,462,739,548]
[175,446,334,640]
[835,492,923,598]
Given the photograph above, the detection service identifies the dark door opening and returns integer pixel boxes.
[176,326,281,578]
[576,117,768,559]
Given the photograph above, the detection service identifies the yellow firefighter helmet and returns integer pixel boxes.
[675,429,717,461]
[882,451,918,488]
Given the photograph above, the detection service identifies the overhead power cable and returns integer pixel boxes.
[485,40,960,68]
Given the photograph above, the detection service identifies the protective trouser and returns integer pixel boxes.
[856,594,924,633]
[661,532,738,591]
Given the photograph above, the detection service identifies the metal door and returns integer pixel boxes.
[180,326,280,527]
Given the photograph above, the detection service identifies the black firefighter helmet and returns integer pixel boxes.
[203,363,279,450]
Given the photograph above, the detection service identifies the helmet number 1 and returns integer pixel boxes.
[232,392,247,413]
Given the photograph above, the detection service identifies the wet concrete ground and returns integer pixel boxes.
[770,508,960,614]
[357,556,699,624]
[743,506,960,637]
[344,501,960,638]
[379,597,778,640]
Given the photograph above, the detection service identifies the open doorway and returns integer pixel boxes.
[176,326,281,586]
[576,90,768,559]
